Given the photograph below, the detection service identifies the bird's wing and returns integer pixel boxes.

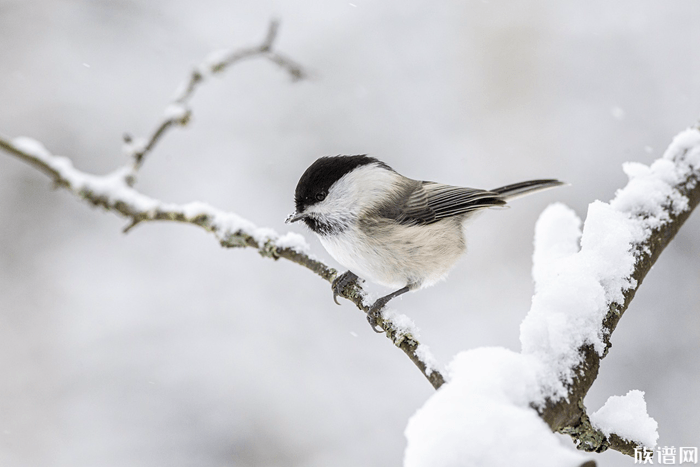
[394,181,505,225]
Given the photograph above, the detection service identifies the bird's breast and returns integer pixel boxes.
[319,217,467,290]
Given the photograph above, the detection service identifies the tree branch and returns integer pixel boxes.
[0,21,444,390]
[537,125,700,456]
[126,19,307,173]
[0,133,445,389]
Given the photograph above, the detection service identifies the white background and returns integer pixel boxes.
[0,1,698,466]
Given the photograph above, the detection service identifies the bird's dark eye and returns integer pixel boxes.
[315,192,326,202]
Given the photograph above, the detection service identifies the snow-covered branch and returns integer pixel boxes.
[0,132,445,389]
[531,127,700,454]
[0,21,445,391]
[405,125,700,466]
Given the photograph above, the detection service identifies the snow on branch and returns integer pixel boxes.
[0,21,444,392]
[404,125,700,466]
[532,127,700,454]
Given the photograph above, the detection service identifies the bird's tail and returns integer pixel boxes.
[491,179,565,201]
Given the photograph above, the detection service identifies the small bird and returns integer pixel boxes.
[287,155,563,332]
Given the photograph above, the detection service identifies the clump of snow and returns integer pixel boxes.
[180,204,298,249]
[612,159,689,224]
[181,201,218,219]
[613,127,700,225]
[13,136,53,159]
[590,390,658,449]
[521,200,642,400]
[163,103,189,121]
[579,201,642,303]
[414,344,439,377]
[382,308,420,338]
[404,348,591,467]
[13,137,85,182]
[663,127,700,170]
[531,202,581,289]
[250,227,277,245]
[82,168,161,212]
[209,209,257,236]
[274,232,310,253]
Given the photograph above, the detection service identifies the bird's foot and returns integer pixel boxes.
[365,285,411,333]
[366,299,389,333]
[332,271,359,305]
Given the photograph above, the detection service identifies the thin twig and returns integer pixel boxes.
[127,19,307,172]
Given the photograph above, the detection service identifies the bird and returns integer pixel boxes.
[286,155,563,332]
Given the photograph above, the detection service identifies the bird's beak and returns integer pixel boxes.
[285,211,308,224]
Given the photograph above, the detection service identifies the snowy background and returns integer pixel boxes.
[0,1,699,466]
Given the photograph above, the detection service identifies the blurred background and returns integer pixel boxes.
[0,1,698,466]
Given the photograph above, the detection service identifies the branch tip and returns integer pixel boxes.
[123,218,142,234]
[262,19,281,52]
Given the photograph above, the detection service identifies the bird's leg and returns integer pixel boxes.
[367,286,410,333]
[332,271,360,305]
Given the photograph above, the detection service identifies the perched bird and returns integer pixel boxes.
[287,155,563,332]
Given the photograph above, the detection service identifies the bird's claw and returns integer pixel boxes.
[366,304,385,333]
[366,296,391,333]
[331,271,359,305]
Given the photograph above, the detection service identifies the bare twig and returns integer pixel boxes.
[126,19,307,173]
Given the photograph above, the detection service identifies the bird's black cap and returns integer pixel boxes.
[294,155,390,213]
